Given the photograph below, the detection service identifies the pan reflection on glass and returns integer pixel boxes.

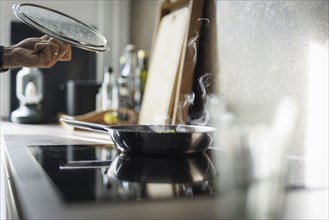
[106,152,218,200]
[60,159,113,169]
[57,147,218,201]
[107,152,217,183]
[28,144,219,202]
[60,152,218,183]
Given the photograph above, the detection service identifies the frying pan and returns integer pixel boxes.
[60,118,216,154]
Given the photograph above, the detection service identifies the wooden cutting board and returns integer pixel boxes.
[138,6,190,124]
[171,0,205,124]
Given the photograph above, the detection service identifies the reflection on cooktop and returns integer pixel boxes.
[27,145,219,203]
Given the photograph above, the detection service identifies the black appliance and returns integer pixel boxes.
[66,80,100,116]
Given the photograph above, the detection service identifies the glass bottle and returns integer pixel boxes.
[101,66,119,111]
[138,50,148,104]
[118,44,137,110]
[134,50,148,112]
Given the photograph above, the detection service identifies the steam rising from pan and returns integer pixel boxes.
[176,18,217,126]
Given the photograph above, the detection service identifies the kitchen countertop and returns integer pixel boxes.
[1,121,328,219]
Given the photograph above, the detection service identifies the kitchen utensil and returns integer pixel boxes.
[60,118,216,154]
[138,0,205,125]
[60,159,113,169]
[138,6,190,124]
[12,3,109,52]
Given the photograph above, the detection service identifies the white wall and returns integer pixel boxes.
[0,0,130,118]
[130,0,160,53]
[214,1,328,187]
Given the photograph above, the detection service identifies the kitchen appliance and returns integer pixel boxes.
[60,118,216,154]
[66,80,101,116]
[11,67,46,123]
[27,144,218,203]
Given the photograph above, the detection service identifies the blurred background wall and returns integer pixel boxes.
[210,1,328,188]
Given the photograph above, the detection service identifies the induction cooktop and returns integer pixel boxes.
[27,144,219,203]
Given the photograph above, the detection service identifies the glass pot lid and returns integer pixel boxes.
[12,3,109,52]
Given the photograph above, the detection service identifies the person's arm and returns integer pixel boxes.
[0,45,8,72]
[0,35,71,72]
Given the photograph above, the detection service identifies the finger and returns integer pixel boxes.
[44,39,60,59]
[39,38,58,51]
[48,38,71,61]
[59,44,72,61]
[40,35,49,40]
[15,37,44,50]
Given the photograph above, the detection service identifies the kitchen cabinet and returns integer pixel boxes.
[0,121,327,219]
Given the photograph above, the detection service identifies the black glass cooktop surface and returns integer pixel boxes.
[27,144,219,203]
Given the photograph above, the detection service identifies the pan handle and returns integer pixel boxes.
[59,159,112,169]
[60,118,109,133]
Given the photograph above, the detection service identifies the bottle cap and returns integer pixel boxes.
[104,66,113,74]
[126,44,136,51]
[137,50,147,59]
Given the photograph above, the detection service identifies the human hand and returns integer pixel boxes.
[2,35,72,69]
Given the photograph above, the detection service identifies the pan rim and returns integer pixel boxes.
[105,124,217,133]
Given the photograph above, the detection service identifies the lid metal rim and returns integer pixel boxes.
[12,3,110,52]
